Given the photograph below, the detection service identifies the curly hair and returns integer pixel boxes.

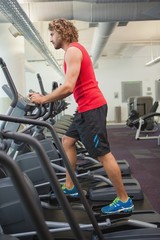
[48,18,79,43]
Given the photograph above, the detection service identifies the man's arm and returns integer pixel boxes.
[30,46,82,104]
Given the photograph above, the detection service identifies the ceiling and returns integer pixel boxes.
[1,0,160,70]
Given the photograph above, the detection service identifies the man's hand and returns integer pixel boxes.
[29,92,44,104]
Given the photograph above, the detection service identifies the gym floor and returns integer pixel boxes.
[107,124,160,214]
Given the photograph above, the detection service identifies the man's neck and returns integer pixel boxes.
[62,42,70,52]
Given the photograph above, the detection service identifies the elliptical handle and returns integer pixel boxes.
[37,73,46,95]
[0,58,18,108]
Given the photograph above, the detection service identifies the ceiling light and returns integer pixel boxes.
[8,24,22,38]
[145,56,160,66]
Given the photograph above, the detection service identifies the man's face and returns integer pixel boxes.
[50,30,63,50]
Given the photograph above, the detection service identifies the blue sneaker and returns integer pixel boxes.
[61,184,79,197]
[101,197,134,214]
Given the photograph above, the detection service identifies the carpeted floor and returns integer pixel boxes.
[107,124,160,214]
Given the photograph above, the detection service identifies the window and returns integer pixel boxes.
[121,81,142,103]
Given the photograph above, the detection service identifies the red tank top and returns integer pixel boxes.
[64,42,106,113]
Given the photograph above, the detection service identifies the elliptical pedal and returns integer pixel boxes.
[88,178,143,201]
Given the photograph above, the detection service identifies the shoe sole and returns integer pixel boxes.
[102,206,134,214]
[66,190,87,198]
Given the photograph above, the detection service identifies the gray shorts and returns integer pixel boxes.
[65,104,110,158]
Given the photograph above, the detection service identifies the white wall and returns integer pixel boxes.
[95,48,160,122]
[0,23,25,114]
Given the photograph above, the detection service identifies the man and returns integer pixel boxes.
[29,18,134,214]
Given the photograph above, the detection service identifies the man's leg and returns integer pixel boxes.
[98,152,128,202]
[98,152,134,214]
[62,135,77,189]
